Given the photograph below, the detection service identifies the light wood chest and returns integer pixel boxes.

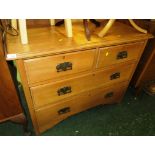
[6,21,153,134]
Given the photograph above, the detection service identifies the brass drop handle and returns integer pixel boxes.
[104,92,114,98]
[110,72,120,80]
[58,107,70,115]
[117,51,128,59]
[57,86,72,96]
[56,62,72,72]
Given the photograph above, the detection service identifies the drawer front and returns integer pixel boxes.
[35,81,128,133]
[24,49,96,85]
[31,62,134,109]
[97,42,144,68]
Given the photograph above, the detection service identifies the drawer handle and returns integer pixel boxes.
[105,92,114,98]
[110,72,120,80]
[57,86,72,96]
[56,62,72,72]
[58,107,70,115]
[117,51,128,59]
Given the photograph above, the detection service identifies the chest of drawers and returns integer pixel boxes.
[6,21,152,134]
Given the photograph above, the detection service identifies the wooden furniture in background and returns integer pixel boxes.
[131,38,155,94]
[0,35,27,131]
[6,21,152,134]
[130,20,155,94]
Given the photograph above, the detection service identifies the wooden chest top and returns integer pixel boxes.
[6,21,153,60]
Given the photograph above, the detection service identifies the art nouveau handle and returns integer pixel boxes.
[110,72,120,80]
[56,62,72,72]
[58,107,70,115]
[117,51,128,59]
[57,86,72,96]
[104,92,114,98]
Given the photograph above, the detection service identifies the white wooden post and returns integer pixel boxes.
[50,19,55,26]
[18,19,28,44]
[64,19,72,37]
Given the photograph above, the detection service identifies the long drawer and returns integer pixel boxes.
[24,49,96,85]
[31,62,135,109]
[97,42,144,68]
[35,81,128,133]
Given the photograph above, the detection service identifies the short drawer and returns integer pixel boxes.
[24,49,96,85]
[35,81,128,133]
[97,42,144,68]
[31,62,134,109]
